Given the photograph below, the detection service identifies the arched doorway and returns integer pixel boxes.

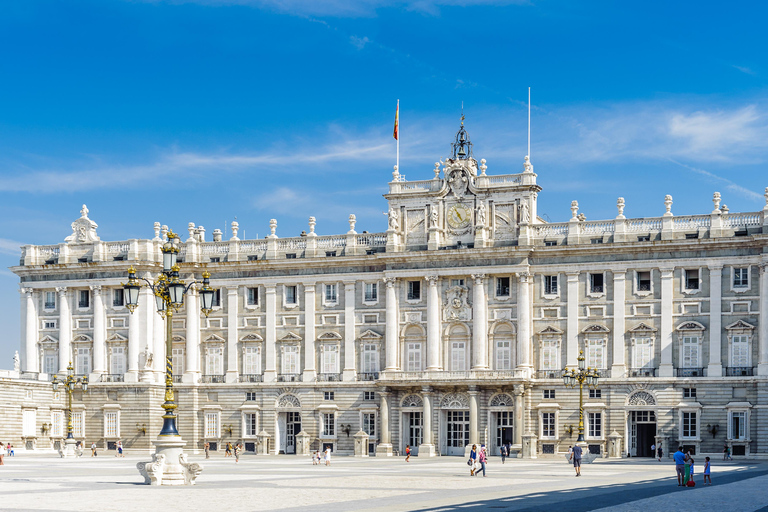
[275,393,301,454]
[488,393,514,455]
[440,392,470,456]
[400,394,423,456]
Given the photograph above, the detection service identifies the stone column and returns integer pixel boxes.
[426,276,441,371]
[153,292,165,380]
[566,272,580,367]
[184,288,201,382]
[611,271,626,378]
[226,286,239,383]
[57,287,71,373]
[22,288,38,373]
[343,281,357,381]
[708,265,723,377]
[471,275,488,370]
[419,386,436,456]
[303,283,316,382]
[758,263,768,376]
[513,384,524,448]
[659,268,675,377]
[91,286,106,377]
[468,386,479,447]
[264,284,277,382]
[376,389,393,456]
[516,272,532,373]
[126,287,142,381]
[384,278,399,371]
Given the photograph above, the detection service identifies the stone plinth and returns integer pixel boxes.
[295,431,310,456]
[418,443,437,457]
[353,430,369,457]
[257,431,271,455]
[137,436,203,486]
[522,432,537,459]
[375,443,393,457]
[60,438,78,458]
[608,430,623,458]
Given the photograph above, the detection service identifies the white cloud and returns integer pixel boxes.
[0,239,23,257]
[350,35,370,49]
[732,65,756,76]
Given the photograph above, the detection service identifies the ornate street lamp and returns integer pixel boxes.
[123,230,214,485]
[51,361,88,457]
[562,350,599,443]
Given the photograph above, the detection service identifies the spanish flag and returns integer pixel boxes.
[393,100,399,140]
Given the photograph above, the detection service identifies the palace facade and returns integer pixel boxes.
[4,123,768,459]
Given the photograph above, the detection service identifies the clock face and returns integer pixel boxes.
[447,204,472,229]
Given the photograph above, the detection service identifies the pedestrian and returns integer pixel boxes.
[117,440,124,457]
[726,446,732,461]
[0,442,4,465]
[312,450,318,465]
[234,443,241,463]
[723,443,729,461]
[405,444,410,462]
[500,443,507,464]
[567,445,573,460]
[76,441,83,457]
[324,446,331,466]
[474,445,487,477]
[673,446,686,486]
[689,457,695,483]
[468,444,478,476]
[683,451,692,486]
[225,442,233,457]
[657,445,663,461]
[91,442,97,457]
[7,443,13,456]
[651,443,656,458]
[570,444,582,476]
[204,442,210,459]
[703,457,712,485]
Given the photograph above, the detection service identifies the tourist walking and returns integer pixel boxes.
[703,457,712,485]
[474,445,487,477]
[204,442,210,459]
[500,443,507,464]
[91,442,97,457]
[651,443,656,458]
[234,443,241,463]
[225,442,233,457]
[657,445,663,461]
[673,447,686,486]
[116,440,124,457]
[570,444,582,476]
[7,443,13,456]
[723,444,732,461]
[405,444,410,462]
[324,446,331,466]
[0,442,4,465]
[468,445,478,476]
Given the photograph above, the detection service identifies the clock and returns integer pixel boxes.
[447,204,472,229]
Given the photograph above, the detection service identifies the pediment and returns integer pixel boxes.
[72,334,92,343]
[106,333,128,343]
[676,321,705,331]
[279,331,302,342]
[725,320,755,331]
[359,329,382,340]
[240,333,264,342]
[628,322,657,333]
[582,324,609,333]
[203,333,226,343]
[317,331,342,340]
[172,335,186,343]
[538,325,564,335]
[39,334,58,344]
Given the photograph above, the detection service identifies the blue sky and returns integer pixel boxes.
[1,0,767,364]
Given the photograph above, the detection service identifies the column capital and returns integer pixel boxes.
[56,286,68,295]
[421,385,433,394]
[468,385,479,395]
[708,264,724,272]
[566,271,580,279]
[383,277,397,287]
[90,285,103,294]
[612,271,627,281]
[226,285,239,293]
[758,262,768,274]
[20,287,33,295]
[379,387,390,396]
[265,284,277,292]
[513,384,525,396]
[425,276,439,285]
[659,267,675,276]
[344,281,356,290]
[517,272,532,282]
[471,274,486,283]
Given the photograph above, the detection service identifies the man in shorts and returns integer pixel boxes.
[570,444,582,476]
[673,446,686,486]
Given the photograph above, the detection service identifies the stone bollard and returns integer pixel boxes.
[295,431,310,456]
[353,430,370,457]
[608,430,623,458]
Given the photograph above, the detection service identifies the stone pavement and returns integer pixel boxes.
[0,454,766,512]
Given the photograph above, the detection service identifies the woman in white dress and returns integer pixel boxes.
[324,447,331,466]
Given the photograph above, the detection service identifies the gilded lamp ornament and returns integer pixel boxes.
[51,361,89,440]
[562,350,600,443]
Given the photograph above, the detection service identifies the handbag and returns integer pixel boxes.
[686,480,696,487]
[467,459,473,466]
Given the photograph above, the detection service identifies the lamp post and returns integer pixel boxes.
[51,361,88,457]
[124,230,215,485]
[562,350,599,444]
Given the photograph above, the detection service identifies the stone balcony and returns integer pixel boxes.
[378,369,524,383]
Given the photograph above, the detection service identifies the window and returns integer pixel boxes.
[589,273,604,294]
[79,290,90,308]
[325,284,338,303]
[113,289,124,307]
[682,411,697,438]
[543,390,555,399]
[637,235,650,242]
[450,279,465,287]
[75,347,90,375]
[496,277,510,297]
[407,280,421,301]
[247,255,258,261]
[682,388,697,399]
[205,412,219,438]
[51,410,63,437]
[211,289,221,307]
[589,389,601,399]
[451,341,467,371]
[637,271,651,292]
[362,344,379,373]
[684,269,699,290]
[246,392,257,401]
[364,282,377,302]
[45,291,56,309]
[733,268,749,288]
[247,288,259,306]
[363,391,375,401]
[731,335,750,367]
[588,412,602,438]
[729,411,746,440]
[322,345,339,374]
[586,339,605,369]
[363,314,378,324]
[682,336,699,368]
[634,337,653,369]
[244,413,257,437]
[544,275,558,295]
[243,346,261,375]
[544,240,557,246]
[172,347,185,375]
[43,319,57,329]
[72,411,84,437]
[111,318,126,328]
[406,342,422,371]
[496,339,511,370]
[282,345,299,374]
[76,319,91,329]
[363,413,376,437]
[44,354,57,375]
[104,411,119,438]
[324,391,335,401]
[285,286,297,305]
[322,413,336,437]
[541,412,556,438]
[590,238,603,244]
[22,409,36,437]
[325,251,337,257]
[110,347,126,375]
[206,347,224,375]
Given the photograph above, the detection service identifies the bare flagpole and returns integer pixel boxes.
[396,99,400,173]
[528,87,531,160]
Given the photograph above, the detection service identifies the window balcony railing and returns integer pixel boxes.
[277,373,302,382]
[317,373,342,382]
[44,302,56,309]
[677,368,704,377]
[20,372,39,381]
[100,374,125,383]
[357,372,379,381]
[78,301,90,308]
[535,370,563,379]
[725,367,754,377]
[239,374,263,383]
[629,367,658,377]
[200,374,225,384]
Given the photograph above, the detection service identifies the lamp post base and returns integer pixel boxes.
[60,438,79,458]
[137,436,203,486]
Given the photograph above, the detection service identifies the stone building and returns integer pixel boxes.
[4,122,768,459]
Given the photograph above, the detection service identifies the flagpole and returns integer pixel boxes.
[396,99,400,173]
[527,87,531,160]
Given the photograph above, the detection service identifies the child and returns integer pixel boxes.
[405,445,411,462]
[689,458,695,482]
[704,457,711,485]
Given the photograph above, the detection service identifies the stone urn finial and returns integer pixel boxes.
[269,219,277,238]
[348,214,357,234]
[230,220,239,240]
[570,200,579,219]
[153,222,161,240]
[712,192,721,214]
[616,197,626,219]
[479,158,487,176]
[664,195,673,216]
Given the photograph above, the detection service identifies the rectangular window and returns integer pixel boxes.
[243,346,261,375]
[79,290,90,308]
[325,284,338,303]
[285,253,296,259]
[590,238,603,244]
[496,277,510,297]
[363,413,376,438]
[245,413,257,437]
[51,410,63,437]
[586,340,605,369]
[363,314,378,324]
[322,345,339,374]
[406,342,422,372]
[323,413,335,437]
[110,347,126,375]
[364,283,378,302]
[450,279,465,287]
[246,392,257,401]
[544,275,558,295]
[104,411,118,438]
[206,347,223,375]
[542,412,556,438]
[407,280,421,301]
[44,354,57,375]
[730,411,746,440]
[637,271,651,292]
[544,240,557,246]
[451,341,466,371]
[682,336,699,368]
[211,289,221,307]
[113,289,124,307]
[172,347,185,375]
[285,286,297,305]
[590,273,604,294]
[282,345,299,374]
[324,391,334,401]
[72,411,84,438]
[634,337,653,369]
[589,389,602,399]
[685,269,699,290]
[731,335,749,367]
[733,268,749,288]
[496,339,511,370]
[362,344,379,373]
[205,412,219,438]
[541,339,558,370]
[588,412,602,438]
[682,411,697,438]
[45,291,56,309]
[247,287,259,306]
[543,389,555,399]
[363,391,375,401]
[43,319,57,329]
[683,388,697,399]
[22,409,36,437]
[75,347,91,375]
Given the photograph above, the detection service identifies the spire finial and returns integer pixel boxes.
[461,101,465,125]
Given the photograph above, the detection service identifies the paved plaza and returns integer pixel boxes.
[1,454,767,512]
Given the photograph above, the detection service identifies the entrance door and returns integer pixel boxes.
[629,410,656,457]
[407,411,422,455]
[496,411,514,454]
[286,412,301,454]
[446,410,469,456]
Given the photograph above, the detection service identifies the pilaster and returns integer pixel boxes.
[183,288,201,383]
[264,284,277,382]
[659,267,675,377]
[303,283,317,382]
[342,281,357,381]
[375,389,393,456]
[57,287,71,374]
[468,386,479,449]
[91,285,105,377]
[418,387,436,456]
[758,262,768,376]
[225,286,239,383]
[611,270,626,378]
[708,265,723,377]
[384,278,399,371]
[516,272,532,374]
[566,272,579,368]
[471,275,488,370]
[426,276,441,371]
